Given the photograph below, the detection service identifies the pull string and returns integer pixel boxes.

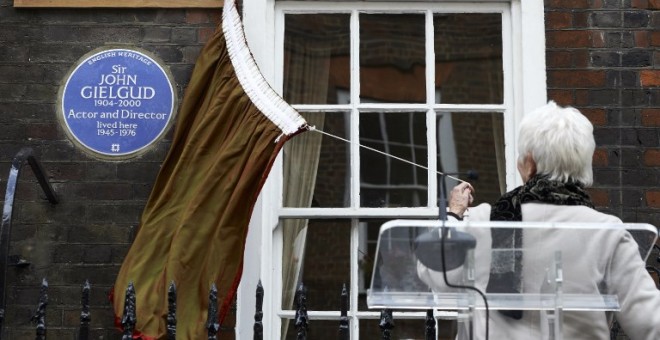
[306,125,467,184]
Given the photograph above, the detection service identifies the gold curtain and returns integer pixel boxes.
[112,15,304,340]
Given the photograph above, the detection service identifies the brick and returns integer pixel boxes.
[211,13,222,26]
[155,11,186,24]
[591,51,621,67]
[546,0,590,8]
[573,11,590,27]
[606,70,620,87]
[619,109,642,127]
[142,26,171,43]
[592,169,621,186]
[593,148,609,166]
[590,89,621,105]
[546,11,572,29]
[591,11,622,27]
[652,31,660,46]
[641,70,660,86]
[653,11,660,26]
[594,127,621,145]
[199,26,216,43]
[620,148,644,167]
[117,162,161,182]
[622,168,658,185]
[622,49,652,66]
[644,149,660,166]
[621,70,639,87]
[25,122,62,140]
[592,31,606,47]
[546,30,591,48]
[574,50,591,68]
[70,182,135,200]
[575,89,590,106]
[622,89,651,106]
[647,190,660,208]
[624,11,651,27]
[622,189,645,207]
[172,27,198,44]
[605,32,623,48]
[634,31,650,47]
[623,32,637,48]
[604,0,624,7]
[652,0,660,8]
[546,50,572,68]
[641,108,660,126]
[186,9,211,24]
[151,45,184,63]
[581,108,608,125]
[547,89,574,105]
[548,70,606,87]
[632,0,649,7]
[652,89,660,106]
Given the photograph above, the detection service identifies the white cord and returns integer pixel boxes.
[306,125,467,184]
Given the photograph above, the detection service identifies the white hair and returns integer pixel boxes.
[518,101,595,186]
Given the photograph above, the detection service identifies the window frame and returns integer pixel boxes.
[237,0,547,338]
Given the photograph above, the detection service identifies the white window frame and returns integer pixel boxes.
[237,1,546,338]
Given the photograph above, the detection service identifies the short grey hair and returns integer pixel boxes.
[518,101,595,186]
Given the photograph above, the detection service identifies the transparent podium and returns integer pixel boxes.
[366,220,658,340]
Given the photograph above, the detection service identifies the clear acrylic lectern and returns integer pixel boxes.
[367,220,658,340]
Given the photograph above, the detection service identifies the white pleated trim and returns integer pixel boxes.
[222,0,306,137]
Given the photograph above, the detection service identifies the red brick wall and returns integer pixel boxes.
[545,0,659,228]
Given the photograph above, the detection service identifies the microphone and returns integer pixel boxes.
[414,227,476,271]
[445,169,479,181]
[414,173,476,271]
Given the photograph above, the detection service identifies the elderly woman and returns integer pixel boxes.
[418,101,660,340]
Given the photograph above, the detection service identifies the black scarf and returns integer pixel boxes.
[487,175,593,319]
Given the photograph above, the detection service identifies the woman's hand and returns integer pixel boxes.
[448,182,474,218]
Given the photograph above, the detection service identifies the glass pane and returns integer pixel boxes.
[284,112,349,208]
[436,111,504,205]
[360,14,426,103]
[283,14,350,105]
[359,111,428,207]
[280,219,350,311]
[359,316,428,339]
[357,219,430,311]
[434,13,503,104]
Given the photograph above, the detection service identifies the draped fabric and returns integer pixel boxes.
[112,1,306,338]
[280,35,332,338]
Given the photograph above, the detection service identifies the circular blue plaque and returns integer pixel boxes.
[59,47,176,159]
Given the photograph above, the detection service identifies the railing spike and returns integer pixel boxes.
[167,281,177,340]
[78,280,91,340]
[31,278,48,340]
[294,283,308,340]
[338,284,349,340]
[425,309,436,340]
[379,309,394,340]
[121,282,136,340]
[253,280,263,340]
[207,283,219,340]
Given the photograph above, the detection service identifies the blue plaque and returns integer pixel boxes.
[59,47,176,158]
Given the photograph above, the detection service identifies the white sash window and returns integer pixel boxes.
[238,1,546,338]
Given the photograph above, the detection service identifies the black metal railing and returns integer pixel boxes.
[0,147,58,338]
[10,278,443,339]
